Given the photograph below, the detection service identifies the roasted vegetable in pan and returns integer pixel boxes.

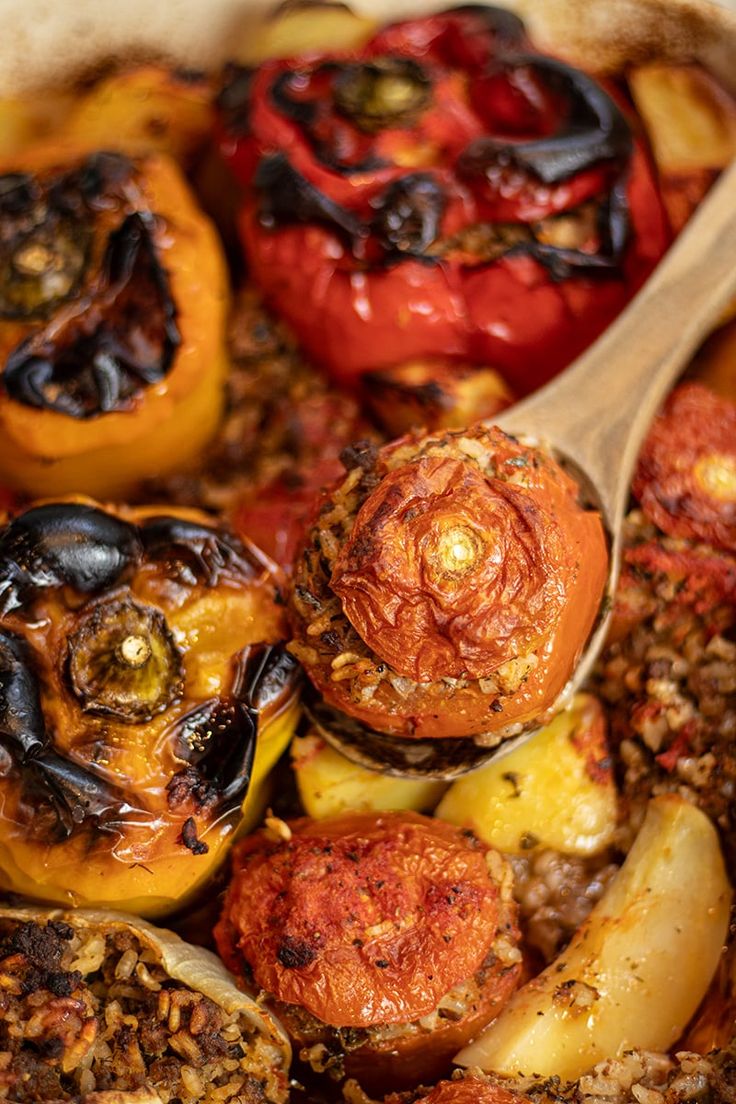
[633,382,736,551]
[363,360,513,437]
[0,144,228,497]
[436,694,617,856]
[628,63,736,233]
[0,906,291,1103]
[0,500,300,916]
[219,5,669,393]
[60,66,216,165]
[291,729,446,819]
[289,424,607,742]
[455,795,731,1079]
[215,811,521,1092]
[233,2,376,65]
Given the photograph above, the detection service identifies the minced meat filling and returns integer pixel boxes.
[0,919,277,1104]
[593,509,736,864]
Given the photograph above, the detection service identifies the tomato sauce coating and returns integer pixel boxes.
[215,811,511,1028]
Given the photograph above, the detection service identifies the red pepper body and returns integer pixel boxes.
[220,6,670,393]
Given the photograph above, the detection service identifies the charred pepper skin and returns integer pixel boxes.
[0,500,301,917]
[219,5,669,393]
[0,144,229,498]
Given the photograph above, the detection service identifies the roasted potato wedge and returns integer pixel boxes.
[235,2,376,64]
[455,795,731,1080]
[291,730,446,818]
[436,695,617,856]
[629,63,736,231]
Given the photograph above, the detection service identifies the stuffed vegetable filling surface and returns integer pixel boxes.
[0,910,290,1104]
[289,424,607,742]
[0,2,734,1103]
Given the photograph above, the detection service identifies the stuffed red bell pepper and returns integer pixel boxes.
[219,5,669,393]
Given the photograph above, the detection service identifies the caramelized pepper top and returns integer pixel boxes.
[220,4,669,392]
[215,811,514,1028]
[289,425,607,741]
[0,153,179,418]
[0,143,229,500]
[0,500,299,915]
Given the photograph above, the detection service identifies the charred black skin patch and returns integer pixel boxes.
[0,152,181,419]
[179,816,209,855]
[4,212,180,419]
[0,503,141,614]
[140,516,265,588]
[0,503,278,839]
[276,935,318,969]
[167,645,300,816]
[239,8,634,277]
[372,174,446,260]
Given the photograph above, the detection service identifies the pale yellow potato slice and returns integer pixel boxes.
[436,694,617,856]
[629,64,736,172]
[455,794,731,1081]
[235,5,376,64]
[292,730,446,818]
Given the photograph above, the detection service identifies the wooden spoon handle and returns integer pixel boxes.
[497,158,736,531]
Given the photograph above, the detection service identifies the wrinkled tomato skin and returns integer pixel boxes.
[385,1077,528,1104]
[276,949,520,1095]
[289,426,608,740]
[338,961,520,1094]
[633,383,736,551]
[215,812,514,1029]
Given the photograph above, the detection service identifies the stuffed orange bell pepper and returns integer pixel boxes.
[219,5,669,394]
[0,499,301,917]
[0,145,228,497]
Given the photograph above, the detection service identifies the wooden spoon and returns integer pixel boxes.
[495,156,736,706]
[314,159,736,779]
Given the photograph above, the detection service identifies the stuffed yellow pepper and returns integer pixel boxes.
[0,144,228,497]
[0,499,301,916]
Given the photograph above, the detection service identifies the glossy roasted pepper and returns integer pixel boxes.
[60,66,216,166]
[215,811,521,1092]
[0,144,228,498]
[219,5,669,394]
[633,383,736,551]
[288,425,607,742]
[0,499,301,917]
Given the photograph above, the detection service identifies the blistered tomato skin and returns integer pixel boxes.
[219,6,669,393]
[331,454,566,683]
[217,811,506,1028]
[384,1077,527,1104]
[0,144,229,498]
[633,383,736,551]
[0,499,301,917]
[289,425,608,741]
